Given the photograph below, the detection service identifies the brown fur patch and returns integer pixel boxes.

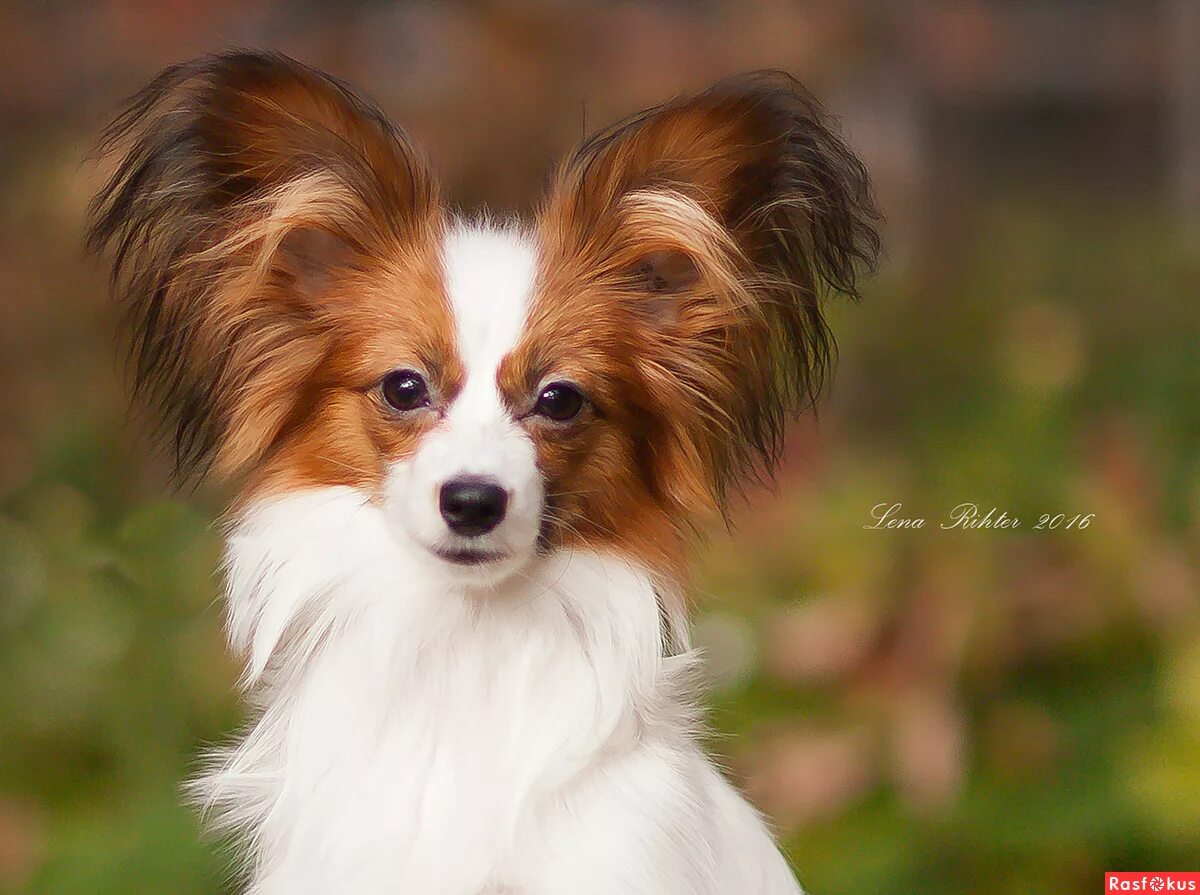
[498,274,689,579]
[529,71,880,559]
[86,50,448,488]
[250,235,461,497]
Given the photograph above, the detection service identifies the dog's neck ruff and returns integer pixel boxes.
[198,486,698,892]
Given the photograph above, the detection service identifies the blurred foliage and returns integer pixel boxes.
[0,467,238,893]
[693,198,1200,894]
[1,3,1199,894]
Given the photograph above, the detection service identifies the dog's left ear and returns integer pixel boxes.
[539,72,881,515]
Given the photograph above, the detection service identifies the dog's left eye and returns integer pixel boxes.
[533,382,585,422]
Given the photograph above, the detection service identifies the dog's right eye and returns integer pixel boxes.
[380,369,430,412]
[533,381,586,422]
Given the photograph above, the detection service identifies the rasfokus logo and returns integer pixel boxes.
[1107,873,1200,892]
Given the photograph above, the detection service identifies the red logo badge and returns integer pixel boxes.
[1106,874,1200,892]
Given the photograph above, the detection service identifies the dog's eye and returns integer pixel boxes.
[380,369,430,412]
[533,382,585,422]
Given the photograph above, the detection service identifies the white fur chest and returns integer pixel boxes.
[198,489,705,894]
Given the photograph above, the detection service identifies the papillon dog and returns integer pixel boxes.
[87,50,878,894]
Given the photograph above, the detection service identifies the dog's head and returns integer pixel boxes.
[88,51,879,588]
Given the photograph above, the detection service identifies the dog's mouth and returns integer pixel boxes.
[433,546,509,566]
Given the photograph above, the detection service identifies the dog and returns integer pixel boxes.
[87,50,878,894]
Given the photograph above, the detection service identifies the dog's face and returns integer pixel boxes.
[88,52,878,587]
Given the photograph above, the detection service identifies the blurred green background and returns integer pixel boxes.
[1,2,1198,893]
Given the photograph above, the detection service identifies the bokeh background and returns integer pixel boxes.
[1,2,1198,893]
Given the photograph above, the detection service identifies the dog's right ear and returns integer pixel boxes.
[87,51,438,481]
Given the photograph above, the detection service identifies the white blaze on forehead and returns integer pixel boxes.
[420,220,540,490]
[442,220,536,411]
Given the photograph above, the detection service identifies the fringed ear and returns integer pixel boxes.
[86,50,438,481]
[539,71,880,515]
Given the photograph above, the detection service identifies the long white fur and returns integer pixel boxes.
[195,222,804,894]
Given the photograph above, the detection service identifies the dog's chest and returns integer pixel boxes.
[245,605,646,892]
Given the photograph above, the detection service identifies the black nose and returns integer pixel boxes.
[439,477,508,536]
